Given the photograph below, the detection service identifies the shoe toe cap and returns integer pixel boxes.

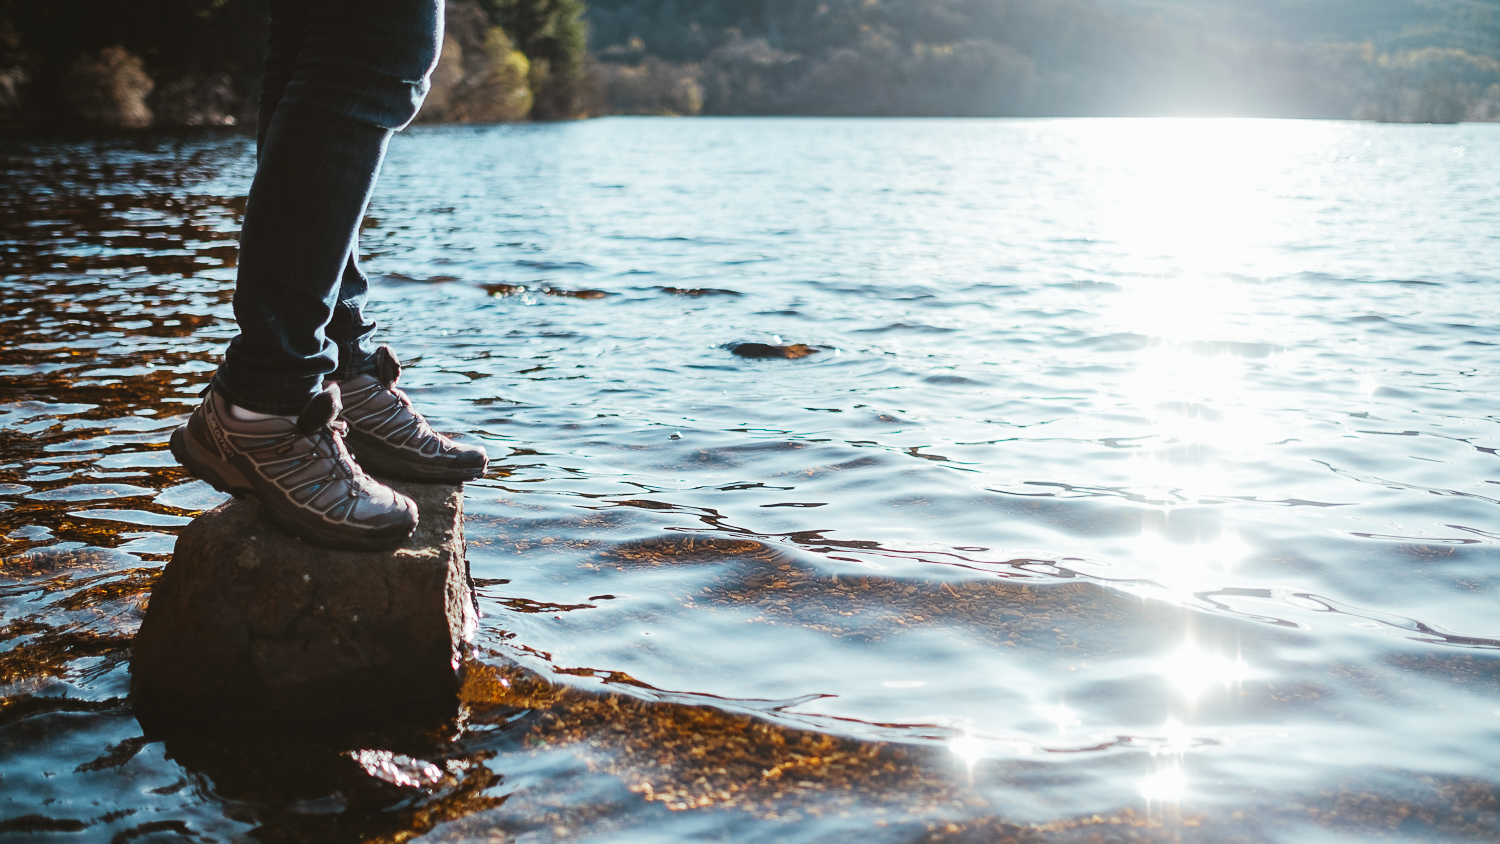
[353,487,418,530]
[451,443,488,471]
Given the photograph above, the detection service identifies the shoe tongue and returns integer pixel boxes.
[296,384,342,433]
[374,345,402,388]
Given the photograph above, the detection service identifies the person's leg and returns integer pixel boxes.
[256,0,306,162]
[267,2,379,385]
[213,0,443,414]
[171,0,442,550]
[275,0,485,481]
[326,254,379,381]
[249,1,380,392]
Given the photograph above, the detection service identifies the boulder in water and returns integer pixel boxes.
[130,480,477,724]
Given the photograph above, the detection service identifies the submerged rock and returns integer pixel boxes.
[730,342,819,360]
[658,286,740,297]
[130,481,477,724]
[543,286,611,299]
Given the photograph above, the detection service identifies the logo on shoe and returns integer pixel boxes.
[205,409,233,460]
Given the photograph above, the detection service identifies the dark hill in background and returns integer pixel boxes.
[1,0,1496,126]
[1101,0,1496,52]
[587,0,1500,120]
[0,0,587,129]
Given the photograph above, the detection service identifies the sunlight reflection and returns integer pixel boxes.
[1112,304,1277,588]
[1036,702,1080,732]
[1118,345,1277,456]
[1158,645,1250,701]
[349,749,444,789]
[1138,763,1188,804]
[949,731,987,777]
[1112,282,1247,346]
[1140,720,1192,808]
[1152,718,1194,756]
[1076,118,1334,278]
[1120,344,1245,399]
[1135,527,1249,578]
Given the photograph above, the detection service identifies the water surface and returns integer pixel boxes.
[3,117,1499,843]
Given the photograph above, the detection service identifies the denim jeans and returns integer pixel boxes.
[212,0,443,415]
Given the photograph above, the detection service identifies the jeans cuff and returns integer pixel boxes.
[328,345,378,382]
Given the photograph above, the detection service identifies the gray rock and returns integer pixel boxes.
[131,481,477,723]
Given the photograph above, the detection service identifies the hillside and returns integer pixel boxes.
[586,0,1500,120]
[1,0,1496,126]
[1099,0,1498,52]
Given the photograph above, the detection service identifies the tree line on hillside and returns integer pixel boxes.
[0,0,1497,127]
[586,0,1500,121]
[0,0,586,128]
[1092,0,1500,56]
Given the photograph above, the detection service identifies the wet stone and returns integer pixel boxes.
[729,342,819,360]
[129,480,477,724]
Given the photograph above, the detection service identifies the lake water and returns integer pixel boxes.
[2,117,1499,843]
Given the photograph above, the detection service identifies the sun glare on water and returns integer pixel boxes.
[1048,120,1357,591]
[1139,763,1189,805]
[1157,644,1252,702]
[1075,118,1337,278]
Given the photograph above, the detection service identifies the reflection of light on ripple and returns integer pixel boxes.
[1138,764,1188,804]
[1121,346,1277,457]
[1113,280,1245,345]
[1120,346,1244,405]
[1114,346,1282,537]
[1134,528,1249,579]
[1152,718,1194,756]
[949,732,987,776]
[349,749,444,789]
[1036,702,1080,732]
[1120,452,1232,503]
[1079,118,1330,277]
[1140,720,1191,807]
[1159,645,1251,701]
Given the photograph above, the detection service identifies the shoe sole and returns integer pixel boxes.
[170,426,417,552]
[344,441,487,484]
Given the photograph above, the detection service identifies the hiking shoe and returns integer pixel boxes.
[169,383,418,551]
[337,346,489,483]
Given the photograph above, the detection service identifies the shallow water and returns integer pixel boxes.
[3,117,1499,843]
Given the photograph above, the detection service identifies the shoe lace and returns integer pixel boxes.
[300,417,365,497]
[386,386,440,440]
